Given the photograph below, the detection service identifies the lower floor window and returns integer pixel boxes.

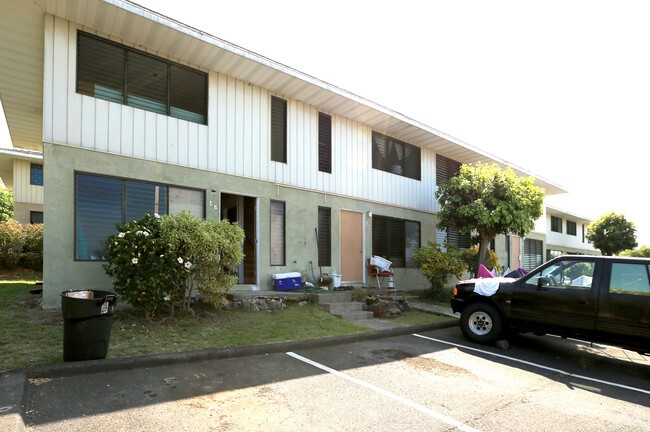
[523,238,543,271]
[372,215,420,268]
[30,211,43,224]
[75,173,204,260]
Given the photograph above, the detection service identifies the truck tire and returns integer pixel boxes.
[460,302,503,344]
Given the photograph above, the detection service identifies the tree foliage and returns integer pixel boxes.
[620,245,650,258]
[586,212,637,256]
[435,163,544,268]
[0,187,13,222]
[461,248,501,278]
[413,242,468,301]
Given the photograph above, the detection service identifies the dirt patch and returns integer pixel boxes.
[405,356,472,377]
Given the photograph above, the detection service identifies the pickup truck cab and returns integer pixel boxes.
[451,256,650,353]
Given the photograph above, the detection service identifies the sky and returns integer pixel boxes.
[0,0,648,246]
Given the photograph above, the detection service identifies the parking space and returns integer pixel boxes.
[24,327,649,431]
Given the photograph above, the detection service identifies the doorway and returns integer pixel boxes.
[221,193,257,285]
[340,210,364,282]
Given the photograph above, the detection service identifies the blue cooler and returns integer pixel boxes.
[273,272,302,291]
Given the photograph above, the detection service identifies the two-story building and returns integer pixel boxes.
[0,148,43,224]
[0,0,566,309]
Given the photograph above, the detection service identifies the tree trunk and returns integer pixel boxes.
[477,231,492,272]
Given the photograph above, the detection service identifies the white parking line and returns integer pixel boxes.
[413,334,650,396]
[286,351,481,432]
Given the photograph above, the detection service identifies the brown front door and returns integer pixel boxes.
[340,210,363,282]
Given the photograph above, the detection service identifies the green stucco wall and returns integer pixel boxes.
[42,143,437,309]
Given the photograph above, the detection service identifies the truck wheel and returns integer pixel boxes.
[460,303,503,344]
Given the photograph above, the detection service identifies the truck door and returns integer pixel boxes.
[596,260,650,350]
[511,259,599,336]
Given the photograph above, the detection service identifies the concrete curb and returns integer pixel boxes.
[1,319,458,431]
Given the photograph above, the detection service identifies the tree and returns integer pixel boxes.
[587,212,637,256]
[436,163,544,269]
[0,187,13,222]
[620,245,650,258]
[413,242,467,301]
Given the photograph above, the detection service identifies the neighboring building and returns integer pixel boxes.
[0,0,566,309]
[545,205,598,259]
[0,148,43,225]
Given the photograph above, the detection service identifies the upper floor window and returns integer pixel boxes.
[566,220,577,236]
[318,112,332,173]
[436,154,462,186]
[77,32,208,125]
[30,163,43,186]
[270,96,287,163]
[372,131,421,180]
[551,216,563,233]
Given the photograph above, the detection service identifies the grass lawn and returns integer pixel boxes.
[383,310,453,327]
[0,276,455,372]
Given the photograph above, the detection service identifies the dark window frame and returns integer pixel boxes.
[567,220,577,236]
[318,112,332,173]
[74,172,205,261]
[30,211,43,224]
[551,216,563,233]
[76,31,208,125]
[270,96,287,163]
[371,131,421,181]
[318,206,331,267]
[270,200,286,266]
[372,215,421,268]
[30,163,43,186]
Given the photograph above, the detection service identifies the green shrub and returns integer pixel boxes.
[160,212,245,309]
[0,220,24,269]
[414,242,467,302]
[20,252,43,270]
[0,188,13,222]
[103,213,187,319]
[461,247,501,278]
[23,223,43,253]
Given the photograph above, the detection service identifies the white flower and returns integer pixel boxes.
[184,261,192,269]
[154,213,160,219]
[163,294,170,301]
[136,231,143,236]
[131,258,138,264]
[177,257,183,264]
[118,232,125,238]
[143,231,149,237]
[114,242,118,246]
[160,254,164,258]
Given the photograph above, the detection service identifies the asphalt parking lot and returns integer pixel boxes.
[14,325,649,431]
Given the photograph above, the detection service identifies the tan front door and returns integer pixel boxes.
[340,210,364,282]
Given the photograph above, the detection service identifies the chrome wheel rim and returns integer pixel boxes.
[468,311,492,336]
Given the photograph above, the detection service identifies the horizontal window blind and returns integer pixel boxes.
[371,131,421,180]
[270,200,285,266]
[318,112,332,173]
[436,154,462,186]
[523,238,543,271]
[318,207,331,266]
[372,215,420,268]
[271,97,287,163]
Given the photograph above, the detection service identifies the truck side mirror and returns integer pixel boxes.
[537,277,550,290]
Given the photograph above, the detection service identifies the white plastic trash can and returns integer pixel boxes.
[330,274,341,288]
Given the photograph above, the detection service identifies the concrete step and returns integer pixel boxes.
[320,302,362,314]
[312,291,352,305]
[336,310,375,321]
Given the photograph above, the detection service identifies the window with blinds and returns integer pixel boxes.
[270,200,286,266]
[566,220,577,236]
[551,216,563,233]
[372,215,420,268]
[318,207,331,266]
[523,238,543,271]
[76,32,207,124]
[318,112,332,173]
[371,131,421,180]
[271,97,287,163]
[436,154,462,186]
[75,173,204,260]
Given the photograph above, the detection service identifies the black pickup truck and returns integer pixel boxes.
[451,256,650,353]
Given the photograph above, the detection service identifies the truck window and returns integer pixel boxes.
[609,263,650,296]
[527,260,595,290]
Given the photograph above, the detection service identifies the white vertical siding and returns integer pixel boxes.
[13,160,44,205]
[44,15,439,213]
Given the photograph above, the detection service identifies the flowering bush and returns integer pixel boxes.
[104,213,187,318]
[104,212,245,318]
[160,211,245,309]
